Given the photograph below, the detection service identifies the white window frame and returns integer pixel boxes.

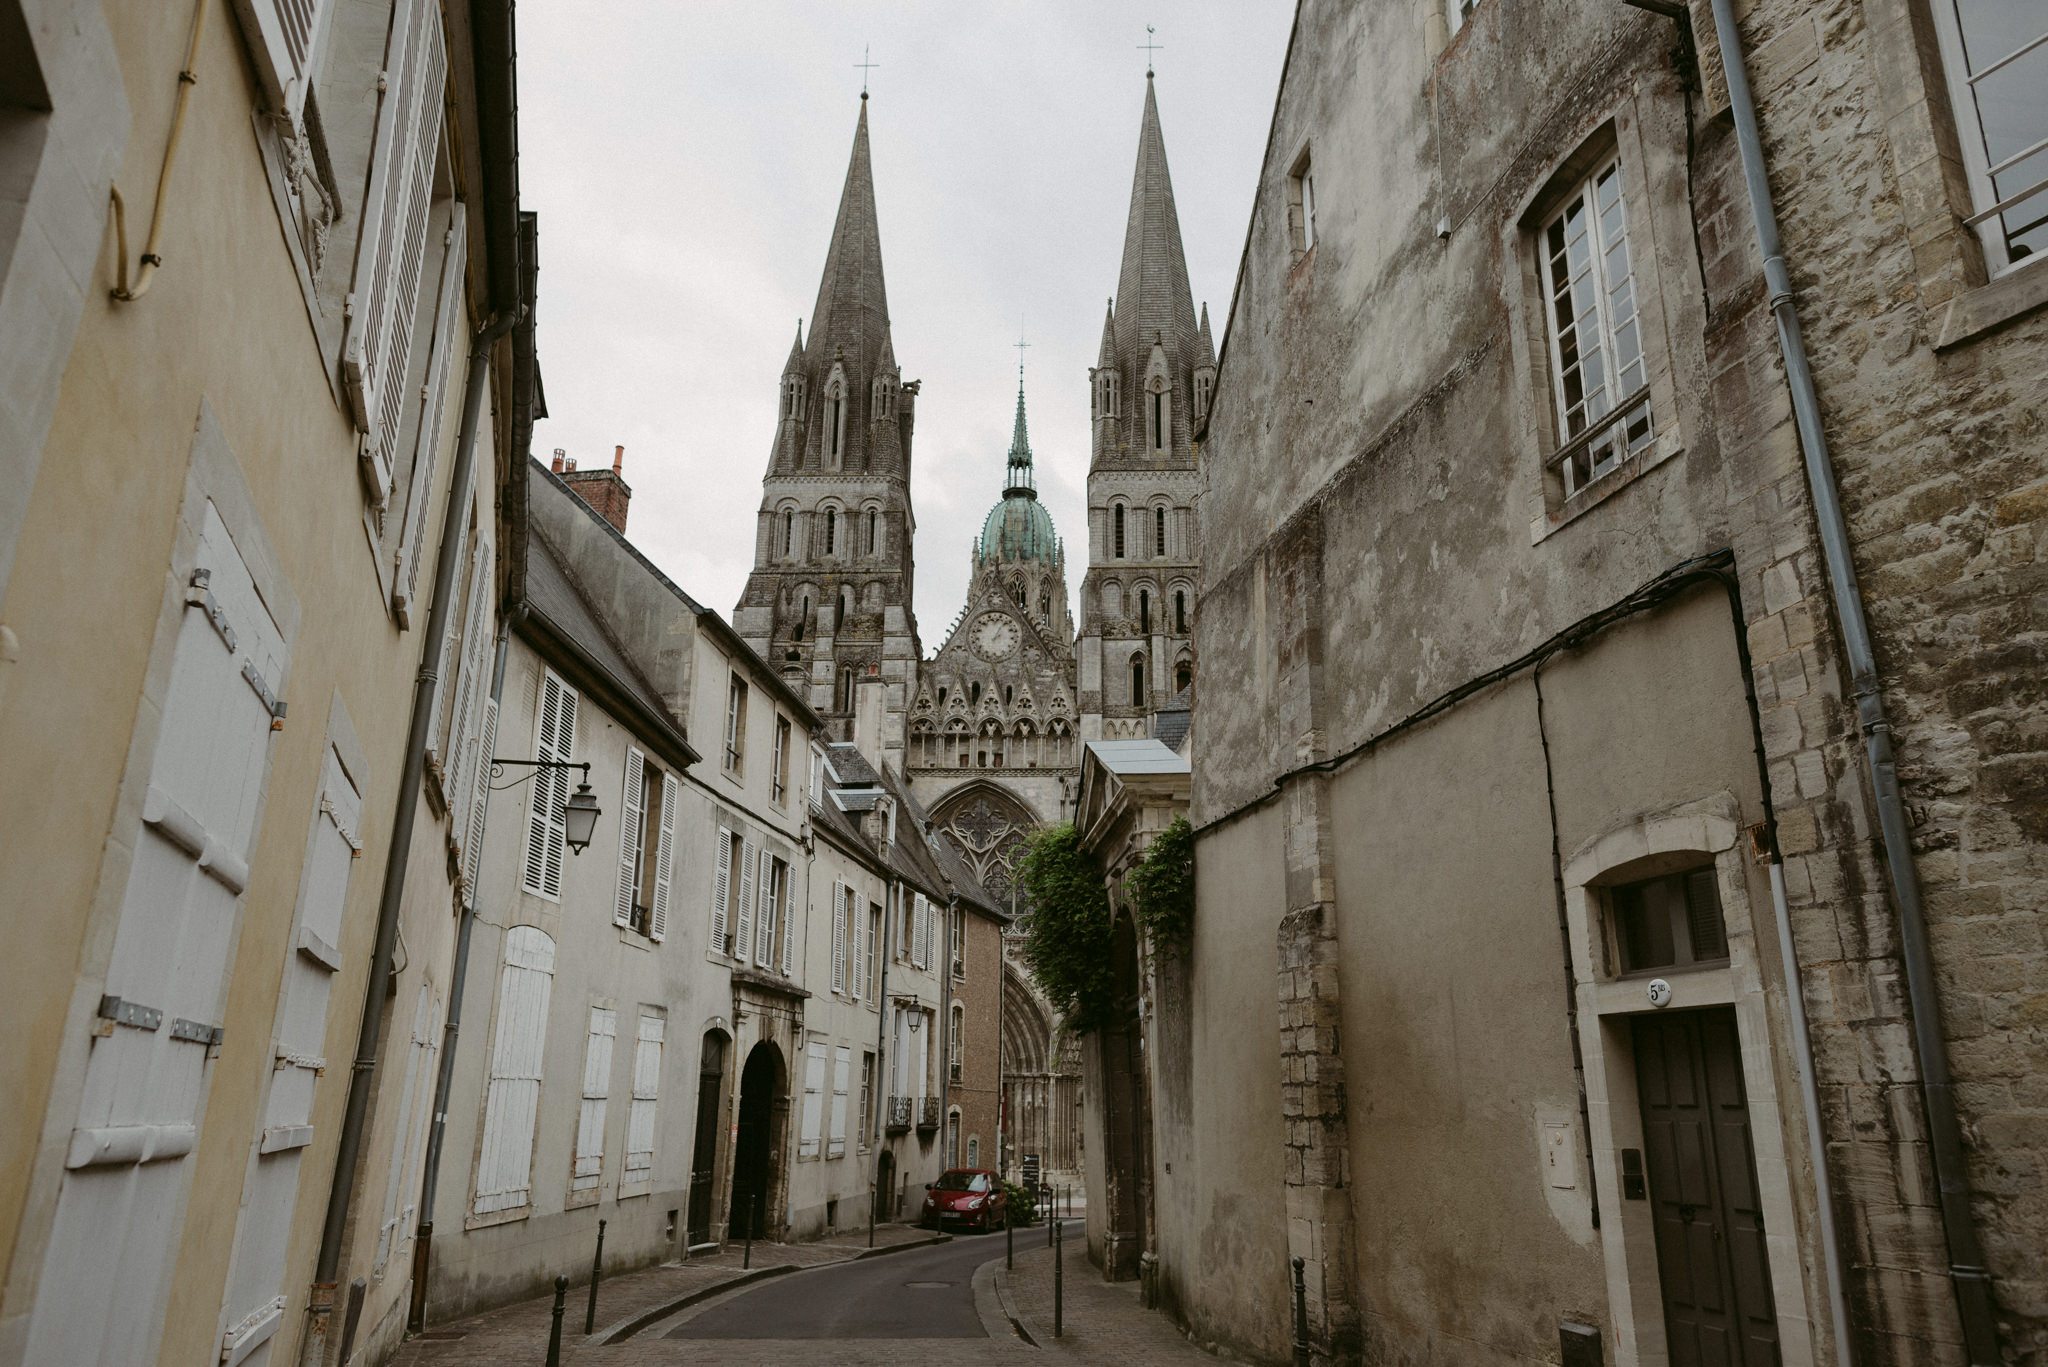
[1927,2,2048,277]
[1537,157,1654,497]
[724,673,747,775]
[1287,150,1316,256]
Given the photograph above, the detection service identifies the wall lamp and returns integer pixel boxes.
[490,758,603,855]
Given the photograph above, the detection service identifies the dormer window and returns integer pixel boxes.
[1195,371,1213,420]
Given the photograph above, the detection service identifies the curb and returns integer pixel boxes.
[850,1231,952,1259]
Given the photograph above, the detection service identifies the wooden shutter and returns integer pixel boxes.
[831,882,847,993]
[474,927,554,1214]
[799,1041,826,1158]
[847,894,862,1002]
[828,1046,851,1158]
[624,1016,663,1184]
[375,985,440,1270]
[735,839,757,966]
[520,671,575,899]
[461,698,497,893]
[710,826,731,952]
[228,0,334,122]
[436,538,491,795]
[572,1007,616,1192]
[614,749,645,928]
[779,863,796,975]
[391,203,468,627]
[344,0,447,504]
[650,772,677,942]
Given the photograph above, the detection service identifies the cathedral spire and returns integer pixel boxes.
[1113,76,1200,380]
[810,100,890,366]
[1005,377,1036,497]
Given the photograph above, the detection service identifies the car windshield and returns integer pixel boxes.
[934,1171,992,1192]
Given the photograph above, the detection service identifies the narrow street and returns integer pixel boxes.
[662,1232,1005,1341]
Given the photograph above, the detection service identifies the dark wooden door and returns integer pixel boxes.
[686,1033,725,1246]
[1633,1008,1781,1366]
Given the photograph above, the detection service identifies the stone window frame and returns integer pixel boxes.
[1286,142,1317,261]
[1561,795,1825,1367]
[1922,1,2046,281]
[1503,104,1692,545]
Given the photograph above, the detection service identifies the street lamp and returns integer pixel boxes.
[491,758,603,856]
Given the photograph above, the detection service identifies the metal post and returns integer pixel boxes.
[1292,1255,1310,1367]
[1054,1219,1064,1339]
[545,1275,568,1367]
[584,1218,606,1334]
[1007,1207,1014,1269]
[743,1189,754,1269]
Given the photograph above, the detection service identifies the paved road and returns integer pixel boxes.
[666,1231,1006,1340]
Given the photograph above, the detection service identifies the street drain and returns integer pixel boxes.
[903,1280,952,1289]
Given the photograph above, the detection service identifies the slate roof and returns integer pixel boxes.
[1084,738,1191,776]
[813,742,1003,919]
[1152,683,1192,753]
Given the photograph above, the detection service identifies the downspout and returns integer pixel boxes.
[407,626,511,1333]
[306,311,516,1357]
[1707,2,2001,1359]
[872,879,895,1232]
[938,898,956,1164]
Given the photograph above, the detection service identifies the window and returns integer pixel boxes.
[949,1004,964,1082]
[522,669,578,900]
[1004,684,1014,708]
[951,911,964,977]
[868,905,883,999]
[824,507,837,556]
[1930,1,2047,274]
[1194,371,1212,420]
[829,1045,851,1158]
[1175,659,1193,693]
[1151,386,1166,452]
[571,1007,616,1194]
[1155,506,1167,558]
[781,510,793,557]
[867,508,879,555]
[1611,867,1728,974]
[1113,504,1126,558]
[1446,0,1479,37]
[839,668,856,713]
[614,749,675,939]
[832,881,851,994]
[711,827,744,954]
[1139,589,1151,634]
[800,1038,826,1159]
[859,1051,876,1143]
[969,681,981,707]
[1175,589,1187,633]
[772,716,791,804]
[1539,159,1653,497]
[809,746,825,804]
[622,1016,663,1187]
[1131,654,1146,706]
[723,673,747,774]
[844,885,864,997]
[1287,151,1316,256]
[756,857,786,966]
[827,388,844,465]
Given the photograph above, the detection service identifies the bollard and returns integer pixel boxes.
[1054,1218,1064,1339]
[1006,1206,1014,1269]
[545,1274,568,1367]
[584,1218,606,1334]
[1291,1255,1310,1367]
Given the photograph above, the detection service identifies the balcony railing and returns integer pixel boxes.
[917,1097,941,1132]
[885,1096,913,1133]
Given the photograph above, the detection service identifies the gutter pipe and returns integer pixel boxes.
[1706,2,2001,1359]
[406,627,510,1333]
[308,309,516,1349]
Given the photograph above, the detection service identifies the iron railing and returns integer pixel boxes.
[885,1096,913,1132]
[917,1097,941,1131]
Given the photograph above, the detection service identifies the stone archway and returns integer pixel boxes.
[730,1041,785,1240]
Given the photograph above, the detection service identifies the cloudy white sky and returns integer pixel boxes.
[520,4,1295,645]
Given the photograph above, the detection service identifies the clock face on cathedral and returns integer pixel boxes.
[971,613,1021,662]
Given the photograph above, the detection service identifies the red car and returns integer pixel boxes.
[921,1169,1007,1232]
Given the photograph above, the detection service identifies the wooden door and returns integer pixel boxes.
[686,1033,725,1245]
[1633,1008,1781,1366]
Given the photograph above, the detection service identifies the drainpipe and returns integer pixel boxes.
[872,879,895,1230]
[407,626,510,1333]
[938,898,956,1164]
[1707,2,2001,1359]
[306,311,515,1358]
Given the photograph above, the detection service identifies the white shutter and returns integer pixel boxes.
[847,893,862,1002]
[435,539,490,789]
[710,826,731,952]
[799,1041,826,1159]
[735,839,757,966]
[831,882,847,994]
[756,852,778,966]
[376,985,439,1269]
[344,0,448,503]
[393,203,468,628]
[650,772,677,942]
[614,749,645,928]
[229,0,335,123]
[910,894,925,969]
[521,671,575,899]
[780,863,796,975]
[474,927,555,1214]
[572,1007,615,1192]
[461,697,497,893]
[828,1046,850,1158]
[624,1016,663,1184]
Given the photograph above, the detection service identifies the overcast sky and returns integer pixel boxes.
[520,3,1295,647]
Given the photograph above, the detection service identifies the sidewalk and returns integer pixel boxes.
[994,1232,1252,1366]
[389,1223,944,1365]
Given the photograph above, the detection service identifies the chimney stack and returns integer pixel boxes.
[557,443,634,535]
[551,448,565,473]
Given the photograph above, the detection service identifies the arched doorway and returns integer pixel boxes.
[730,1042,784,1241]
[686,1031,728,1247]
[873,1149,895,1224]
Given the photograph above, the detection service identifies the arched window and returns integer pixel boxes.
[840,584,854,623]
[1152,387,1166,451]
[827,388,844,465]
[1113,504,1126,559]
[970,681,982,707]
[1175,589,1187,633]
[1004,684,1014,708]
[867,509,878,555]
[824,508,837,556]
[1130,655,1146,705]
[794,594,810,641]
[1139,588,1150,634]
[1175,659,1192,692]
[1038,590,1049,621]
[1155,507,1167,558]
[781,509,794,558]
[839,668,855,712]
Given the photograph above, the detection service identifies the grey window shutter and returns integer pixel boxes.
[710,825,731,951]
[780,862,796,975]
[343,0,447,505]
[461,697,497,894]
[392,203,468,628]
[735,840,757,964]
[831,882,847,994]
[650,772,677,942]
[614,749,645,928]
[228,0,335,123]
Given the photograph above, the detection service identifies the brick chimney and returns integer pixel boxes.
[558,444,633,534]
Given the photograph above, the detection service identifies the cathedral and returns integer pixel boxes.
[734,75,1210,1181]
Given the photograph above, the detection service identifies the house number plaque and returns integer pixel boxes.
[1645,978,1673,1008]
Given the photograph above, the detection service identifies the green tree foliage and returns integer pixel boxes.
[1126,815,1195,951]
[1017,822,1114,1035]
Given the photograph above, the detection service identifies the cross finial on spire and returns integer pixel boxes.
[1013,320,1031,385]
[1138,24,1163,76]
[855,43,879,97]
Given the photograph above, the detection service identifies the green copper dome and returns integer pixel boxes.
[978,380,1060,564]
